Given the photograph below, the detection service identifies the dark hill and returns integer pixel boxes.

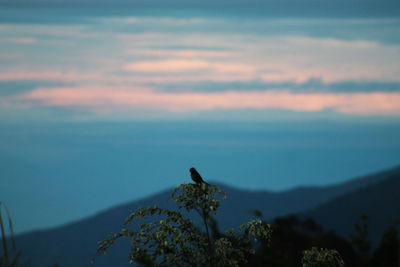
[301,172,400,246]
[11,165,400,267]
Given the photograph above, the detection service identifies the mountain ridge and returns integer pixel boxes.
[9,165,400,266]
[301,172,400,246]
[19,164,400,236]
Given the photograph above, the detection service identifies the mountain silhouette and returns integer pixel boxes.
[302,172,400,246]
[10,165,400,267]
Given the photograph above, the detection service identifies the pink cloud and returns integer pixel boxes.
[124,60,254,74]
[7,86,400,116]
[135,49,237,58]
[0,67,256,84]
[124,60,210,72]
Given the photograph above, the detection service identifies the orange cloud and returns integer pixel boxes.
[8,86,400,116]
[124,60,210,72]
[124,59,254,74]
[133,49,236,58]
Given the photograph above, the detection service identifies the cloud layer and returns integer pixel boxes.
[7,86,400,116]
[1,16,400,119]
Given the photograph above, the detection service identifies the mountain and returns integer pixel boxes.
[301,172,400,246]
[10,165,400,267]
[215,165,400,229]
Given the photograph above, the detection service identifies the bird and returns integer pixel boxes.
[190,167,209,185]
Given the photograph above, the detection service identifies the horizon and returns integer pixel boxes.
[1,1,400,235]
[7,162,400,236]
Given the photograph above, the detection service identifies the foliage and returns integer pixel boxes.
[370,223,400,267]
[301,247,344,267]
[92,181,400,267]
[350,214,371,257]
[350,213,371,267]
[93,183,272,266]
[245,215,356,267]
[0,202,27,267]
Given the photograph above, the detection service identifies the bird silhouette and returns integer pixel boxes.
[190,167,209,185]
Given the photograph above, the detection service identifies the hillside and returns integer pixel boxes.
[216,165,400,229]
[11,165,400,267]
[302,172,400,246]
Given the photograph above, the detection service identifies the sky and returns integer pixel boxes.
[1,1,400,234]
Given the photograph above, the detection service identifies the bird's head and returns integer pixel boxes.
[189,167,196,173]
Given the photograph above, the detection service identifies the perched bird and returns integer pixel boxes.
[190,167,209,185]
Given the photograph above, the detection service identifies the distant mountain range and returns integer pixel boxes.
[11,165,400,267]
[303,172,400,245]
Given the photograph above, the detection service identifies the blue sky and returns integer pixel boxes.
[0,2,400,234]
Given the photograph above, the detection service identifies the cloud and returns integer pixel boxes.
[126,49,237,58]
[2,26,400,86]
[157,79,400,93]
[103,17,210,26]
[0,71,97,82]
[3,37,37,44]
[2,16,400,122]
[0,81,70,97]
[0,24,89,39]
[5,86,400,116]
[123,59,254,74]
[116,32,400,83]
[0,69,257,85]
[124,60,211,73]
[284,36,378,49]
